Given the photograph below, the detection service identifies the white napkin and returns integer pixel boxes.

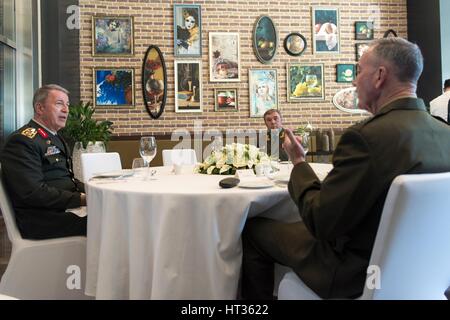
[66,206,87,217]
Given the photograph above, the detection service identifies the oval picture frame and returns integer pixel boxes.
[284,32,307,56]
[332,87,369,114]
[142,45,167,119]
[253,15,278,64]
[383,29,398,38]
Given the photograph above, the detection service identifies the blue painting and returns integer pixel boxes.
[249,69,278,117]
[95,69,134,107]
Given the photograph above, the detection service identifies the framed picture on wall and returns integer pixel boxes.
[174,4,202,57]
[356,42,370,61]
[248,69,278,117]
[355,21,374,40]
[383,29,398,38]
[253,15,278,64]
[92,16,134,56]
[312,7,340,54]
[142,45,167,120]
[284,32,307,56]
[333,87,369,114]
[209,32,240,82]
[287,63,324,101]
[175,60,202,112]
[336,64,356,83]
[214,88,238,112]
[93,68,134,107]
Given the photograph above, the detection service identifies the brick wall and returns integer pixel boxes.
[79,0,407,137]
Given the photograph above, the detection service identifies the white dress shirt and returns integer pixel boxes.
[430,91,450,122]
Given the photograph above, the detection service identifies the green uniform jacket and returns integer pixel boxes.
[288,98,450,298]
[1,120,84,239]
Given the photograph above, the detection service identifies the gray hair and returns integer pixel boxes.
[32,84,69,111]
[369,37,423,84]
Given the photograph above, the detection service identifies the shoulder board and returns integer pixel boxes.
[21,128,37,139]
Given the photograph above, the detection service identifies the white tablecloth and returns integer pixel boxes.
[85,163,332,299]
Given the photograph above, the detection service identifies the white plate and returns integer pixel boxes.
[238,180,275,189]
[92,169,134,178]
[273,174,290,183]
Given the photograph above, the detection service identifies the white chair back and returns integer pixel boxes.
[80,152,122,182]
[0,164,90,299]
[278,172,450,300]
[0,165,22,245]
[361,172,450,300]
[162,149,197,166]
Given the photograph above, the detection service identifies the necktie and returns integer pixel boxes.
[447,98,450,123]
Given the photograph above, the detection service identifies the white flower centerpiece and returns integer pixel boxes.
[196,143,271,175]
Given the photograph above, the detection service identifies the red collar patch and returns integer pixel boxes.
[37,128,49,139]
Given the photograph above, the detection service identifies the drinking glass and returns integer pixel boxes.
[132,158,146,169]
[300,133,309,155]
[305,74,318,88]
[139,136,157,180]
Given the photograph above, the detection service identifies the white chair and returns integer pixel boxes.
[80,152,122,182]
[0,165,90,299]
[162,149,197,166]
[0,293,18,300]
[278,172,450,300]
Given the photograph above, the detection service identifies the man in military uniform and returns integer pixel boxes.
[262,109,289,161]
[242,38,450,299]
[1,84,86,239]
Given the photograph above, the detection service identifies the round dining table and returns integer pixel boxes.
[85,163,332,299]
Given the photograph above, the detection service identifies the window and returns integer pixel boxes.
[0,0,38,148]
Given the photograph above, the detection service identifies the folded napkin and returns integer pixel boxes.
[67,206,87,217]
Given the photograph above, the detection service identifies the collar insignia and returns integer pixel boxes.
[37,128,49,139]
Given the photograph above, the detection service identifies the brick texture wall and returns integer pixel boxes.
[79,0,407,137]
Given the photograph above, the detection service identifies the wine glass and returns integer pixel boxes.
[305,74,318,88]
[300,133,309,155]
[139,136,157,180]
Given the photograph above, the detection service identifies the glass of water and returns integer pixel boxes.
[139,136,157,180]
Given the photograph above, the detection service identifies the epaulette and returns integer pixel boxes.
[20,127,37,139]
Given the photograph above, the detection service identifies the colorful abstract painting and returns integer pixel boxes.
[94,68,134,107]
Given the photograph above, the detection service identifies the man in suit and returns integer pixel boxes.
[242,38,450,299]
[1,84,87,239]
[262,109,289,162]
[430,78,450,123]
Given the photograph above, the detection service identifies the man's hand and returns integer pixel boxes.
[80,193,87,206]
[282,129,307,165]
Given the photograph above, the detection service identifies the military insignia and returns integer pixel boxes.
[45,146,61,156]
[37,128,49,139]
[21,128,37,139]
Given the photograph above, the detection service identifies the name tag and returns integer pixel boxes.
[235,169,256,179]
[45,146,61,156]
